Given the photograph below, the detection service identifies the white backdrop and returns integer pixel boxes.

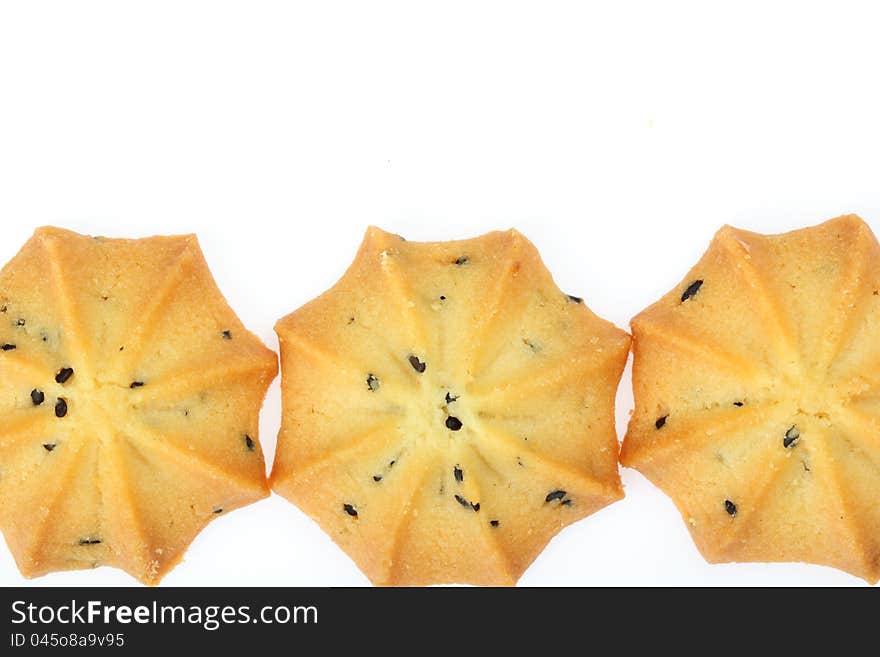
[1,1,877,586]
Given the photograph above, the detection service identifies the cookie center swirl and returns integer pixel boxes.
[778,372,842,420]
[394,350,476,445]
[34,365,156,443]
[794,392,834,419]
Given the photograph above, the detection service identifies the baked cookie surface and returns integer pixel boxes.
[272,227,629,585]
[0,227,277,584]
[622,214,880,582]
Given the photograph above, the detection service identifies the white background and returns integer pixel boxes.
[1,1,877,587]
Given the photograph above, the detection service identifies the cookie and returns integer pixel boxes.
[272,227,629,585]
[622,214,880,582]
[0,227,277,584]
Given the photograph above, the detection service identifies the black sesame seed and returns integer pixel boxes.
[446,416,463,431]
[130,380,144,388]
[439,295,447,301]
[389,460,396,468]
[733,401,744,407]
[78,538,101,545]
[566,294,583,304]
[213,507,223,514]
[445,392,459,404]
[42,443,56,452]
[15,318,25,327]
[343,503,358,517]
[373,475,383,482]
[783,425,800,449]
[724,499,737,516]
[245,435,255,451]
[408,355,426,373]
[681,279,704,303]
[655,415,668,429]
[55,397,68,418]
[55,367,74,384]
[221,330,232,340]
[454,256,469,265]
[454,466,463,483]
[545,490,567,503]
[1,343,16,351]
[560,499,573,506]
[454,494,480,512]
[31,388,44,405]
[366,373,380,391]
[490,520,500,527]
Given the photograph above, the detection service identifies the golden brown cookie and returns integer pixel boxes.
[272,227,629,585]
[622,214,880,582]
[0,227,277,584]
